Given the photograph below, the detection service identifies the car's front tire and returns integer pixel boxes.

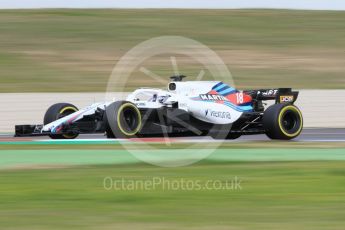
[105,101,142,138]
[44,103,79,139]
[263,103,303,140]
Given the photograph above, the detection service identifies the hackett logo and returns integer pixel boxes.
[200,94,227,101]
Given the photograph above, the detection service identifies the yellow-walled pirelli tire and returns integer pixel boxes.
[263,104,303,140]
[43,103,79,139]
[105,101,142,138]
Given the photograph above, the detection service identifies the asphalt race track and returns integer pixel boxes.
[0,128,344,143]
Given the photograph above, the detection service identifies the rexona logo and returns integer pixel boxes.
[200,94,228,101]
[205,109,231,119]
[259,89,278,97]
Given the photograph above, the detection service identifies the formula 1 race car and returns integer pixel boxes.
[15,75,303,140]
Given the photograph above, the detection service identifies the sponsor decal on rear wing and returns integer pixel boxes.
[246,88,299,104]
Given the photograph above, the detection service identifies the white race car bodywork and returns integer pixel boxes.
[15,77,303,140]
[42,81,252,134]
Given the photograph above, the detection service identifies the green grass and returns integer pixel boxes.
[0,147,345,168]
[1,148,345,229]
[0,159,344,229]
[0,148,345,168]
[0,9,345,92]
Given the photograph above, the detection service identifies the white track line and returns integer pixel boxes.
[36,139,129,142]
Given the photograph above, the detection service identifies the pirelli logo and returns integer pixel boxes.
[280,95,294,103]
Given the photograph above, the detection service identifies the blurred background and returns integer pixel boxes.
[0,9,345,92]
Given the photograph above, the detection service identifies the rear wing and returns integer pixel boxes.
[244,88,299,104]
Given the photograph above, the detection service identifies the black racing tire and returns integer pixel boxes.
[105,101,142,138]
[44,103,79,139]
[263,103,303,140]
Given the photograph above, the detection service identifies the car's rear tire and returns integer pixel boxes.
[44,103,79,139]
[263,103,303,140]
[105,101,142,138]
